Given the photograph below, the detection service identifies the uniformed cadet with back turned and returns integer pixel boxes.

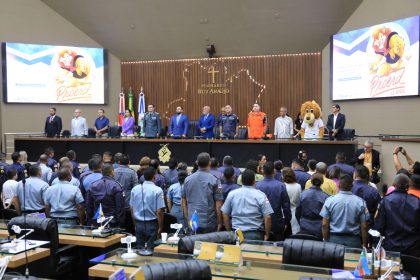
[222,169,274,241]
[182,152,224,233]
[219,105,239,139]
[86,164,125,228]
[143,104,162,138]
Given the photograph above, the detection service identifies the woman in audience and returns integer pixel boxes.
[167,170,188,227]
[327,166,341,191]
[295,173,329,239]
[282,167,301,235]
[137,156,150,180]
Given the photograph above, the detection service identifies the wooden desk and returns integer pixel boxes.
[0,229,123,248]
[59,233,124,248]
[1,248,50,268]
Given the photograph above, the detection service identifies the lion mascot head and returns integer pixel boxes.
[300,100,324,139]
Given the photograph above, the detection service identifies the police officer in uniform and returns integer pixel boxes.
[0,153,9,188]
[374,174,420,257]
[222,169,274,241]
[182,153,224,233]
[143,104,162,138]
[86,164,125,228]
[219,105,239,139]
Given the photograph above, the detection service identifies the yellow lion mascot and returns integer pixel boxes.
[300,101,324,139]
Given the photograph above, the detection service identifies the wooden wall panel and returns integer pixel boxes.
[121,53,321,130]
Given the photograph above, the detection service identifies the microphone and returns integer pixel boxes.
[92,216,114,237]
[120,235,137,259]
[167,223,183,244]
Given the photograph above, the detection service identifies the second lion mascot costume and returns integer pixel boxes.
[300,101,324,139]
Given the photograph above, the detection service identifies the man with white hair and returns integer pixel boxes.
[351,140,380,173]
[274,107,294,139]
[71,109,88,137]
[305,162,338,196]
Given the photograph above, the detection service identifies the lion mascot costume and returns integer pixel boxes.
[300,101,324,139]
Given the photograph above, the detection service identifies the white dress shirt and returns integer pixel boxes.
[71,116,88,136]
[274,116,294,139]
[333,113,338,128]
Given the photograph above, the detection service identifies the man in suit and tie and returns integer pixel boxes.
[169,106,189,138]
[326,104,346,140]
[44,107,62,138]
[197,106,215,139]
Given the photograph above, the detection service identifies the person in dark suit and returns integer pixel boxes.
[326,104,346,140]
[197,106,215,139]
[169,106,189,138]
[44,107,62,138]
[351,140,380,171]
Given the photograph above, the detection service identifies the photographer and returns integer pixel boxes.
[393,146,420,176]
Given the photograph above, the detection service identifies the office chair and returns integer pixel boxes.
[178,231,236,254]
[142,259,212,280]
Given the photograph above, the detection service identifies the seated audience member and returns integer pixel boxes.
[2,168,18,209]
[51,161,80,187]
[221,167,240,200]
[182,153,223,234]
[393,146,420,176]
[66,150,81,179]
[209,157,223,180]
[237,160,263,185]
[131,167,165,250]
[351,140,380,173]
[281,167,301,235]
[328,152,354,176]
[10,152,25,182]
[352,165,381,228]
[162,157,179,187]
[296,173,329,238]
[222,169,274,241]
[13,165,48,215]
[39,154,53,183]
[408,174,420,199]
[137,156,151,180]
[305,162,337,196]
[44,168,85,225]
[80,157,103,196]
[320,175,369,248]
[375,174,420,257]
[86,164,125,228]
[167,170,189,227]
[273,160,283,182]
[217,155,241,178]
[327,166,341,191]
[291,158,310,191]
[114,154,138,208]
[140,159,166,189]
[307,159,317,176]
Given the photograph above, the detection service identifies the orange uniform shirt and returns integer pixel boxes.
[247,111,267,139]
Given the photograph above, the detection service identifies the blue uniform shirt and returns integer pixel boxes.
[94,116,110,130]
[44,180,84,218]
[167,182,183,206]
[296,186,329,237]
[293,168,311,190]
[221,181,240,201]
[328,163,355,177]
[374,189,420,255]
[82,172,103,191]
[130,181,165,221]
[52,176,80,188]
[221,185,274,232]
[352,179,381,226]
[10,162,25,181]
[256,176,292,233]
[320,191,369,235]
[220,114,239,138]
[16,177,48,211]
[162,169,178,187]
[143,112,162,138]
[114,165,139,208]
[197,114,215,138]
[182,169,224,230]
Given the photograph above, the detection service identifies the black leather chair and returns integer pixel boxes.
[142,259,211,280]
[0,209,18,220]
[178,231,236,254]
[108,125,122,138]
[342,128,356,140]
[163,213,178,234]
[288,233,322,241]
[61,130,71,138]
[237,126,248,139]
[282,238,345,269]
[8,217,77,277]
[187,120,199,139]
[87,128,96,138]
[401,254,420,278]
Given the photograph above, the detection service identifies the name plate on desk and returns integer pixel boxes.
[193,241,242,265]
[193,241,218,261]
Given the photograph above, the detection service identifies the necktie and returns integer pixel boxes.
[177,115,180,125]
[204,115,207,122]
[50,116,53,123]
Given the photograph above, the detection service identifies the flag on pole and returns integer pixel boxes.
[93,203,106,223]
[138,87,146,135]
[353,250,371,277]
[118,89,125,126]
[128,87,135,120]
[189,210,199,232]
